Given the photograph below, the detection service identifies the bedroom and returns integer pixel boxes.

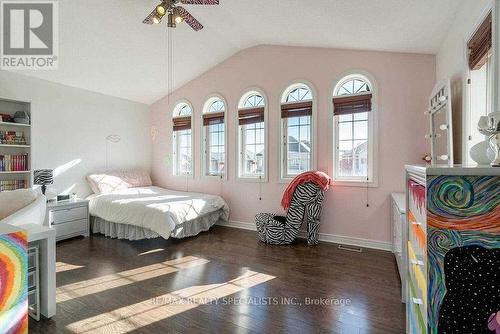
[0,1,499,333]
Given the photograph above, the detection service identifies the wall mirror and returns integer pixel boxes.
[427,79,454,166]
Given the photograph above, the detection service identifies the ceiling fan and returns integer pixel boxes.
[142,0,219,31]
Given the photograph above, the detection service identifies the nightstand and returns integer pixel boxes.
[45,199,89,241]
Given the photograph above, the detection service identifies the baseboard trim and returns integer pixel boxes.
[217,220,392,252]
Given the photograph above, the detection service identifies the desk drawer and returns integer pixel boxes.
[408,180,426,226]
[408,242,427,302]
[51,206,88,224]
[54,218,88,238]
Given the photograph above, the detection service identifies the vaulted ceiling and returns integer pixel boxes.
[9,0,463,104]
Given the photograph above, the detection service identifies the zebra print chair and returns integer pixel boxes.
[255,182,325,245]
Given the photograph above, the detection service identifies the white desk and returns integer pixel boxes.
[20,223,56,319]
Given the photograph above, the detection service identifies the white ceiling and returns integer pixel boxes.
[10,0,463,104]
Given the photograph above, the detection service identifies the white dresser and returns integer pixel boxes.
[391,192,406,303]
[45,199,89,241]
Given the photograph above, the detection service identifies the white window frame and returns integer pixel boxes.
[201,94,227,180]
[172,100,194,178]
[494,2,500,112]
[462,5,497,165]
[236,88,268,182]
[279,81,317,182]
[330,72,378,187]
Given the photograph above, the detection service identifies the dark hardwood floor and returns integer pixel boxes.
[29,226,404,334]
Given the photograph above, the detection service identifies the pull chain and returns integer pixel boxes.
[167,26,173,105]
[258,175,262,201]
[366,158,369,207]
[366,176,369,207]
[220,174,223,196]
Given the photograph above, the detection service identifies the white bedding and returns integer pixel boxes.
[87,186,229,239]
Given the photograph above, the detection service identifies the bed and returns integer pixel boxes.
[87,184,229,241]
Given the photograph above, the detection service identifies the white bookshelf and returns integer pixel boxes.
[0,98,31,192]
[0,144,31,148]
[0,171,31,174]
[0,121,31,128]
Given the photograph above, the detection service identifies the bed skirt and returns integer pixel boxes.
[91,209,224,241]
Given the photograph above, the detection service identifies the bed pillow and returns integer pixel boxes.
[119,169,153,188]
[0,188,38,220]
[87,169,152,194]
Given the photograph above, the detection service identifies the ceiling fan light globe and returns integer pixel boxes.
[152,15,161,24]
[156,4,166,16]
[174,15,184,24]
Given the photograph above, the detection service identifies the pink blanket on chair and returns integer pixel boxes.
[281,171,332,209]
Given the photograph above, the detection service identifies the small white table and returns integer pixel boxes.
[46,199,89,241]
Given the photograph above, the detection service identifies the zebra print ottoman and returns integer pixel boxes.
[255,182,324,246]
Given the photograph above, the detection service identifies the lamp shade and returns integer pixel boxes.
[33,169,54,185]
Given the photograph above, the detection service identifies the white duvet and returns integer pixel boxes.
[88,186,229,239]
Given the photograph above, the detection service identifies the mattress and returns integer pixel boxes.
[87,186,229,240]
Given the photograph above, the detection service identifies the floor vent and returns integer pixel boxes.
[338,244,363,253]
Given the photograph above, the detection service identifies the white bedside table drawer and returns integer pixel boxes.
[51,206,87,225]
[54,219,88,239]
[46,199,90,241]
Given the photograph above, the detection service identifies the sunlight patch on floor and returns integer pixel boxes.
[56,262,85,273]
[65,270,275,333]
[57,256,209,303]
[137,248,165,256]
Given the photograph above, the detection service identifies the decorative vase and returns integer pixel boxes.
[470,140,495,165]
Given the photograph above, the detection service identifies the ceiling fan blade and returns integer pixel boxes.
[142,9,156,25]
[177,6,204,31]
[180,0,219,5]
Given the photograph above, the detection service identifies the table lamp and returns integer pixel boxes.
[34,169,53,195]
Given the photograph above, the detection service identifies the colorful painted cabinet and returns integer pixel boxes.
[405,165,500,334]
[0,225,28,334]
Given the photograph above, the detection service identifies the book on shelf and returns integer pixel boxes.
[0,154,29,171]
[0,130,27,145]
[0,180,27,192]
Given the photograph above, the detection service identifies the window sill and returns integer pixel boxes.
[201,174,227,181]
[332,179,379,188]
[235,176,268,183]
[172,173,194,179]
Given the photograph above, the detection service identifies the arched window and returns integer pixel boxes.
[332,74,375,183]
[202,96,226,178]
[172,101,193,176]
[237,90,267,180]
[280,83,314,179]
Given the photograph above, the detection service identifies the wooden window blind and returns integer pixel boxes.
[468,12,492,70]
[202,112,224,126]
[281,101,313,118]
[173,116,191,131]
[238,107,264,126]
[332,93,372,116]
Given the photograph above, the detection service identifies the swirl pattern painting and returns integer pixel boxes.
[0,231,28,334]
[426,175,500,334]
[427,176,500,233]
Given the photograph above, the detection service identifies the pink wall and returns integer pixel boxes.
[150,45,435,244]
